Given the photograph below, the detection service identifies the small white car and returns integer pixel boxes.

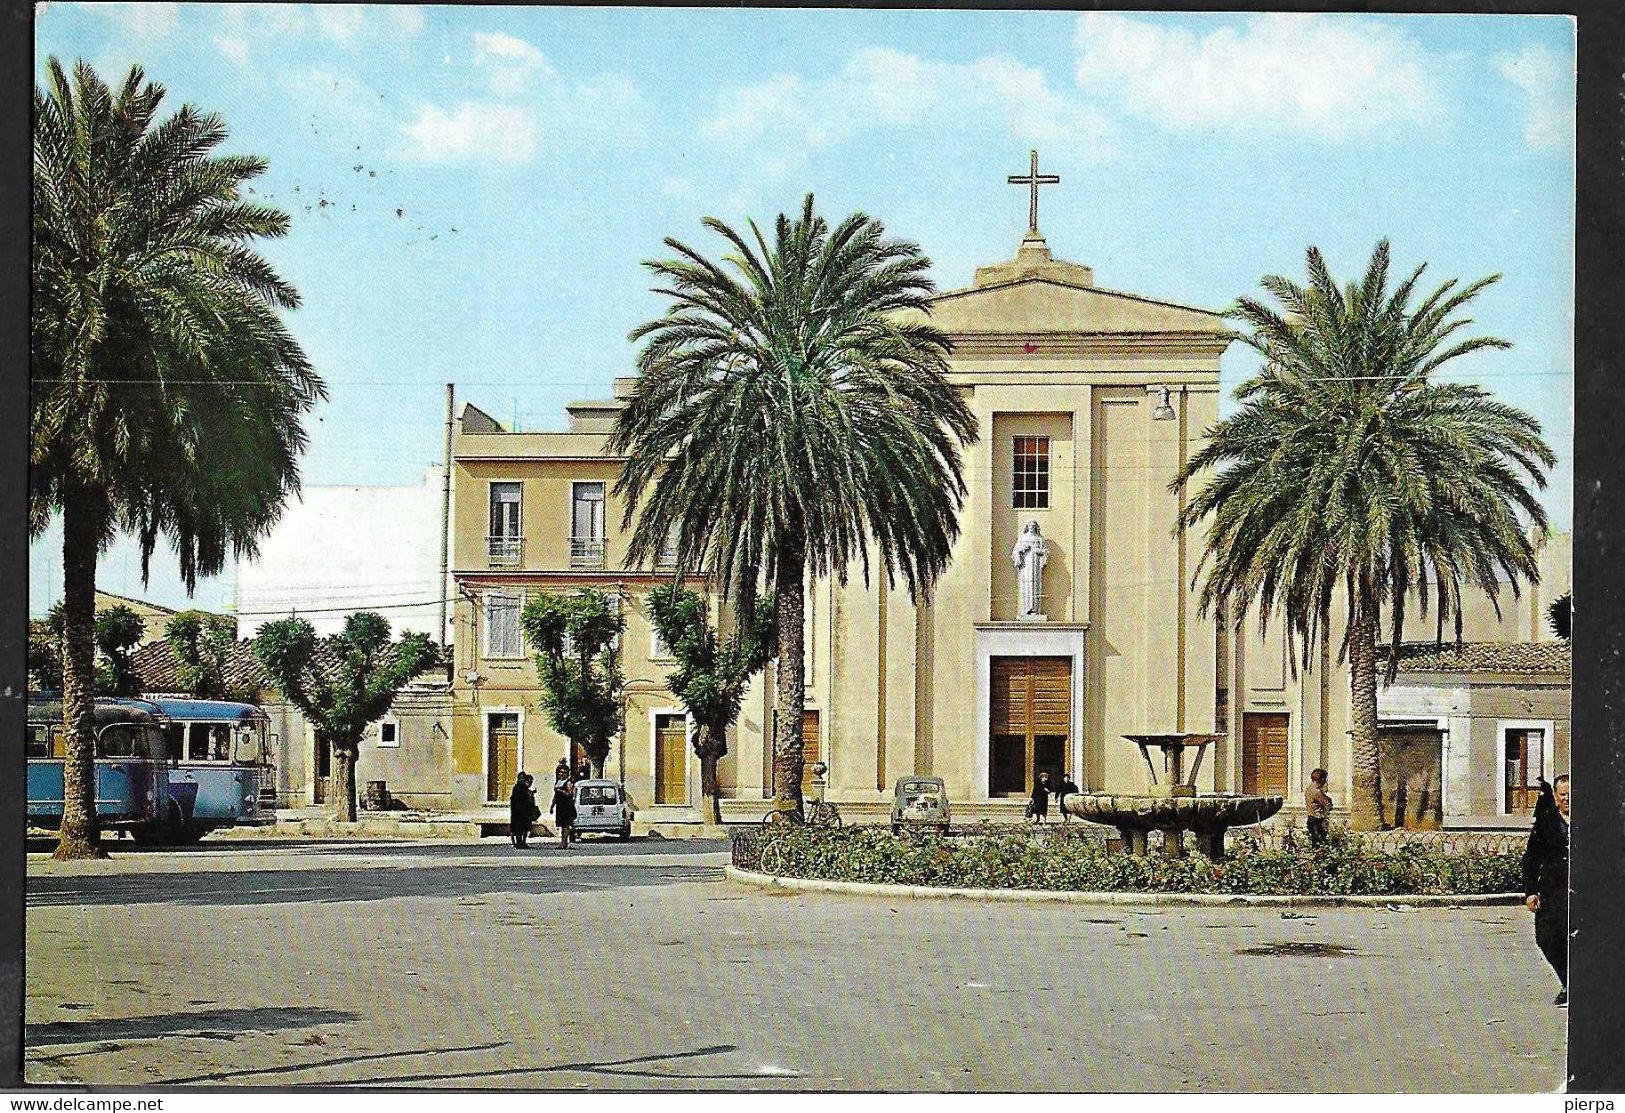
[572,779,634,840]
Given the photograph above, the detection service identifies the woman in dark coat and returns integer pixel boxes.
[548,761,577,849]
[509,772,539,849]
[1522,774,1570,1004]
[1028,771,1051,824]
[508,773,534,848]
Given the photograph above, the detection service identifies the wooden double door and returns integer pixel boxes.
[1241,713,1290,797]
[989,656,1071,796]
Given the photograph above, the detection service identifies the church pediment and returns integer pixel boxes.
[927,273,1229,339]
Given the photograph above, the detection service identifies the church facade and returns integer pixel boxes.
[445,191,1569,829]
[447,217,1240,822]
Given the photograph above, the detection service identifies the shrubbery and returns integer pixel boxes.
[733,823,1521,896]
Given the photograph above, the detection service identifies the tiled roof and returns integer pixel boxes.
[130,639,451,698]
[131,639,277,696]
[1389,641,1570,676]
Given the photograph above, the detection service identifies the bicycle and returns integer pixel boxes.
[761,762,843,827]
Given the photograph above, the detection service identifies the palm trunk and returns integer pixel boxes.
[696,724,724,825]
[55,489,106,860]
[1347,604,1383,831]
[771,538,806,819]
[332,740,358,823]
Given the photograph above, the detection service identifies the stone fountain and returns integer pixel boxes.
[1062,733,1283,858]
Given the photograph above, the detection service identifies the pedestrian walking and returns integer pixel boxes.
[1522,774,1569,1005]
[549,761,577,849]
[1027,771,1051,824]
[1305,768,1333,846]
[509,772,538,849]
[1054,773,1080,823]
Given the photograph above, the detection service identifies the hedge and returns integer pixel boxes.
[731,823,1522,896]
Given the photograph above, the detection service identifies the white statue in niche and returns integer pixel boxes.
[1012,520,1049,620]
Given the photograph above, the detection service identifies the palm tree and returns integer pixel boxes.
[610,195,977,819]
[1174,241,1554,829]
[32,59,323,858]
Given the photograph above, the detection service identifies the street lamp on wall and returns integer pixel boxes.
[1151,385,1177,421]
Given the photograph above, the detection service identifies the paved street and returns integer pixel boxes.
[25,836,1565,1091]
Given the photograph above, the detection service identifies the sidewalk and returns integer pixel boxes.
[213,806,736,841]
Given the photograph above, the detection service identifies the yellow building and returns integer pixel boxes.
[449,224,1235,823]
[448,222,1569,830]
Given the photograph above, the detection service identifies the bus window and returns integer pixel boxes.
[98,724,141,758]
[98,724,163,759]
[26,726,50,758]
[187,723,232,762]
[164,723,185,760]
[233,724,267,765]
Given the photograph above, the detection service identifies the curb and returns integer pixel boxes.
[723,865,1522,908]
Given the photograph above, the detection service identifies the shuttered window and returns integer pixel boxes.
[483,590,524,659]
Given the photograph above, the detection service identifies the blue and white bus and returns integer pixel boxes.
[118,698,276,842]
[27,698,174,835]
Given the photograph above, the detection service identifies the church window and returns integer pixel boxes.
[1013,436,1050,509]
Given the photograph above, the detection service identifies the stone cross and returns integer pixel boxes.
[1007,149,1060,236]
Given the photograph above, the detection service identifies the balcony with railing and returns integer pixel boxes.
[487,535,524,567]
[570,536,606,569]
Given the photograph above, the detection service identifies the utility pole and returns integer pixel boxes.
[439,383,454,648]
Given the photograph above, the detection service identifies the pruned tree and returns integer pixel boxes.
[253,613,436,822]
[166,610,240,699]
[520,590,625,778]
[28,606,65,694]
[1547,592,1571,641]
[30,603,145,696]
[93,605,146,697]
[646,581,776,823]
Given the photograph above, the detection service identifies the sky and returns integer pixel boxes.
[30,5,1576,617]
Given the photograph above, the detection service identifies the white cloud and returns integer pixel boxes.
[212,4,422,66]
[1495,44,1573,152]
[1073,12,1444,140]
[279,67,388,126]
[701,47,1111,162]
[398,33,646,164]
[402,102,539,164]
[474,30,546,64]
[80,2,179,39]
[473,30,556,96]
[311,4,366,45]
[388,7,425,37]
[213,35,249,67]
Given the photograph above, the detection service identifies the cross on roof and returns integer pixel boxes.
[1007,149,1060,237]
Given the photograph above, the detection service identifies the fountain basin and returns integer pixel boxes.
[1064,792,1284,858]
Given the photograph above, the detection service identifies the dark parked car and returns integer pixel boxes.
[891,776,949,833]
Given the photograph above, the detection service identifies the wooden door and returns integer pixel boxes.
[989,656,1071,796]
[487,713,519,802]
[1379,726,1444,829]
[654,714,687,805]
[1504,728,1546,815]
[313,729,331,804]
[1241,713,1289,797]
[801,710,821,791]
